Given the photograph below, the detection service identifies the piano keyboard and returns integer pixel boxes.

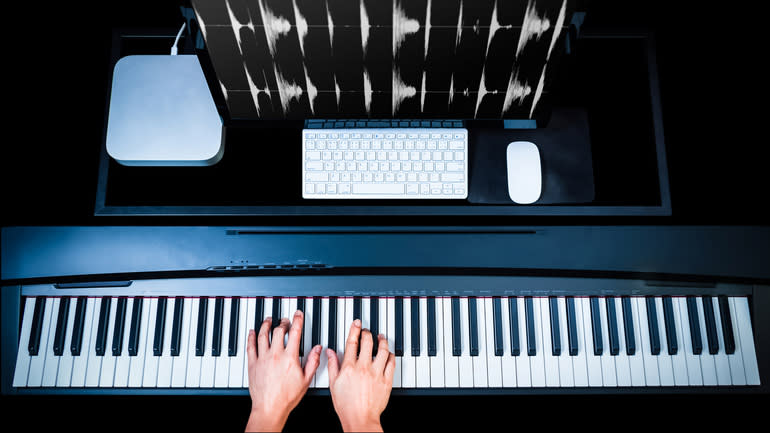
[13,295,760,389]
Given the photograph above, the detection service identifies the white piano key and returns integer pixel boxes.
[199,298,217,387]
[530,298,546,387]
[302,298,315,387]
[361,297,371,331]
[84,297,104,387]
[655,297,675,386]
[378,297,387,353]
[343,297,354,360]
[315,298,330,388]
[186,298,203,388]
[172,298,192,387]
[726,297,746,386]
[613,298,632,387]
[442,297,458,388]
[499,297,517,388]
[598,297,617,387]
[41,297,61,387]
[516,297,532,387]
[388,297,402,387]
[242,297,256,388]
[733,297,760,385]
[142,298,160,387]
[113,299,134,388]
[634,297,659,386]
[402,297,417,388]
[484,298,502,387]
[229,297,248,387]
[430,297,445,388]
[214,298,232,387]
[540,298,559,387]
[282,298,293,347]
[128,297,151,387]
[581,297,602,387]
[676,297,702,386]
[416,297,431,387]
[711,296,732,385]
[696,297,717,386]
[56,297,77,387]
[337,297,347,363]
[627,297,647,387]
[571,297,589,387]
[99,297,118,387]
[669,298,689,386]
[13,297,37,387]
[557,297,574,387]
[457,297,473,388]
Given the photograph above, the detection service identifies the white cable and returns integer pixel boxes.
[171,22,187,55]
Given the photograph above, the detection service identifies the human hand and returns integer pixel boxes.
[327,319,396,432]
[245,311,322,432]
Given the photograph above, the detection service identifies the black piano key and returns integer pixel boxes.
[451,297,461,356]
[212,297,224,356]
[702,296,719,355]
[662,296,678,355]
[686,296,703,355]
[311,297,322,347]
[328,296,338,352]
[411,298,420,356]
[111,297,127,356]
[509,297,520,356]
[566,297,578,356]
[370,297,378,357]
[622,297,636,355]
[254,297,265,332]
[71,296,88,356]
[549,297,561,356]
[195,297,208,356]
[646,297,661,355]
[271,297,281,332]
[153,296,168,356]
[606,297,620,356]
[353,296,362,321]
[525,297,536,356]
[718,296,735,355]
[171,297,185,356]
[296,296,305,354]
[395,296,404,356]
[95,296,112,357]
[468,297,479,357]
[227,297,239,356]
[492,297,503,356]
[28,297,46,356]
[589,297,602,356]
[53,296,71,356]
[427,297,437,357]
[128,297,143,356]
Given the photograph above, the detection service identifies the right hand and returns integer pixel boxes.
[327,319,396,432]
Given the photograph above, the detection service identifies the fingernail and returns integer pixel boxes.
[378,333,385,339]
[354,319,361,327]
[266,316,272,321]
[314,345,322,353]
[295,310,302,317]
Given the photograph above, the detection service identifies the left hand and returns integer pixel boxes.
[245,310,322,432]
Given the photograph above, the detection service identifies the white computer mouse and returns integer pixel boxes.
[506,141,542,204]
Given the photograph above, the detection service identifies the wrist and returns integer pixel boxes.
[246,407,289,432]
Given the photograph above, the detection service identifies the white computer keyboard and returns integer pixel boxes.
[302,128,468,199]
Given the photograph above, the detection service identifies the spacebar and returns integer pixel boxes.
[352,184,405,194]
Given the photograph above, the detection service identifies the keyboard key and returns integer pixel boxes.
[312,298,322,347]
[710,297,731,385]
[472,298,489,388]
[492,297,503,356]
[676,297,702,386]
[571,297,589,387]
[28,297,46,357]
[645,297,660,355]
[53,296,71,356]
[516,297,532,387]
[718,296,735,354]
[128,297,150,387]
[111,297,127,356]
[686,296,702,355]
[549,297,561,356]
[170,297,185,357]
[394,296,404,356]
[172,298,192,387]
[733,297,760,385]
[27,298,54,387]
[499,297,517,387]
[621,297,635,355]
[195,297,208,357]
[725,297,745,385]
[71,296,88,356]
[402,297,416,387]
[429,297,445,387]
[612,297,632,386]
[702,295,719,355]
[411,298,421,356]
[228,297,240,356]
[56,297,77,387]
[95,296,112,357]
[416,297,430,387]
[157,297,176,388]
[626,298,645,386]
[13,298,36,386]
[530,298,546,387]
[271,297,282,333]
[442,298,458,387]
[328,296,338,353]
[353,184,404,195]
[212,297,224,357]
[141,298,160,387]
[214,298,233,387]
[369,296,378,356]
[654,297,675,386]
[662,296,678,355]
[669,298,689,386]
[508,297,520,356]
[606,297,620,356]
[525,297,536,356]
[566,297,578,356]
[42,297,62,386]
[451,296,461,356]
[634,297,659,386]
[353,296,362,321]
[458,297,473,387]
[695,297,717,385]
[427,297,438,356]
[229,297,248,387]
[589,297,602,356]
[597,297,617,387]
[468,298,479,356]
[153,297,168,356]
[556,297,574,387]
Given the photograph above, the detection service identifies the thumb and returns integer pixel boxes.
[327,348,340,385]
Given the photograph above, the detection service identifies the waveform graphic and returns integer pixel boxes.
[424,0,432,59]
[474,67,501,118]
[547,0,567,60]
[226,0,250,48]
[219,80,228,102]
[303,64,317,114]
[327,2,335,53]
[392,67,416,115]
[455,1,464,49]
[393,0,420,57]
[293,0,309,57]
[529,67,545,118]
[420,71,427,111]
[272,64,303,114]
[256,0,291,57]
[360,0,371,55]
[502,68,531,114]
[516,0,551,57]
[363,69,372,114]
[448,73,455,107]
[334,75,341,108]
[246,70,271,116]
[485,0,513,57]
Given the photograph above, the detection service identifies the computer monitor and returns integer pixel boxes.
[188,0,574,122]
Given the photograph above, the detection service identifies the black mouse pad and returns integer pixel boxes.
[468,107,594,205]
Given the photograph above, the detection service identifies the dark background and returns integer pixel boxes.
[2,0,767,430]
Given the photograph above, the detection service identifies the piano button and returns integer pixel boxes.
[725,297,746,386]
[173,298,193,387]
[710,296,732,385]
[606,297,620,356]
[95,296,112,357]
[734,297,760,385]
[315,298,330,388]
[157,298,177,388]
[112,297,127,356]
[525,297,536,356]
[401,297,416,387]
[427,297,438,357]
[654,297,675,386]
[188,298,204,387]
[557,297,574,387]
[457,297,473,388]
[388,297,402,387]
[27,297,47,357]
[429,297,445,387]
[686,296,703,355]
[541,297,559,387]
[589,297,603,356]
[328,296,338,353]
[370,296,379,357]
[508,297,520,356]
[645,297,661,355]
[353,296,362,321]
[53,298,76,386]
[530,298,546,387]
[71,296,88,356]
[484,297,502,387]
[621,297,636,355]
[242,297,256,388]
[141,298,160,387]
[702,296,719,355]
[170,297,185,357]
[215,298,233,387]
[97,298,118,387]
[492,297,503,357]
[442,297,458,387]
[113,297,133,387]
[411,298,421,356]
[199,297,217,387]
[718,296,736,355]
[395,296,404,357]
[311,297,322,348]
[303,298,316,388]
[229,296,248,387]
[40,298,62,387]
[612,297,632,387]
[153,297,168,357]
[450,296,461,357]
[195,297,208,357]
[597,298,617,387]
[581,297,602,387]
[696,297,718,385]
[499,297,517,387]
[127,297,150,387]
[549,297,561,357]
[626,298,646,386]
[228,297,240,357]
[127,297,143,356]
[676,297,702,386]
[212,297,225,357]
[669,298,689,386]
[571,297,589,387]
[53,296,71,356]
[416,297,431,387]
[84,297,105,387]
[336,297,347,366]
[662,296,678,355]
[634,297,659,386]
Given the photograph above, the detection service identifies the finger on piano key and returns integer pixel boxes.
[484,297,502,387]
[529,297,546,387]
[242,297,256,388]
[353,297,362,322]
[516,297,532,387]
[710,296,731,385]
[654,297,675,386]
[417,297,431,387]
[229,296,248,387]
[675,297,702,386]
[157,297,176,388]
[98,297,118,387]
[199,297,217,387]
[214,298,232,387]
[361,297,371,346]
[303,297,316,387]
[113,298,134,388]
[287,297,298,350]
[696,297,718,386]
[13,298,36,387]
[56,297,78,387]
[388,297,402,387]
[402,297,417,388]
[141,298,160,387]
[85,297,105,388]
[370,297,379,357]
[556,297,574,387]
[42,297,62,387]
[27,297,53,387]
[571,297,589,387]
[499,297,517,387]
[634,296,658,386]
[128,297,150,387]
[315,297,330,387]
[612,297,632,387]
[669,297,689,386]
[581,297,602,387]
[172,298,192,388]
[430,297,445,388]
[263,297,274,343]
[725,297,746,386]
[336,297,347,366]
[53,296,71,357]
[733,297,760,385]
[377,297,387,357]
[540,297,559,387]
[187,298,203,387]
